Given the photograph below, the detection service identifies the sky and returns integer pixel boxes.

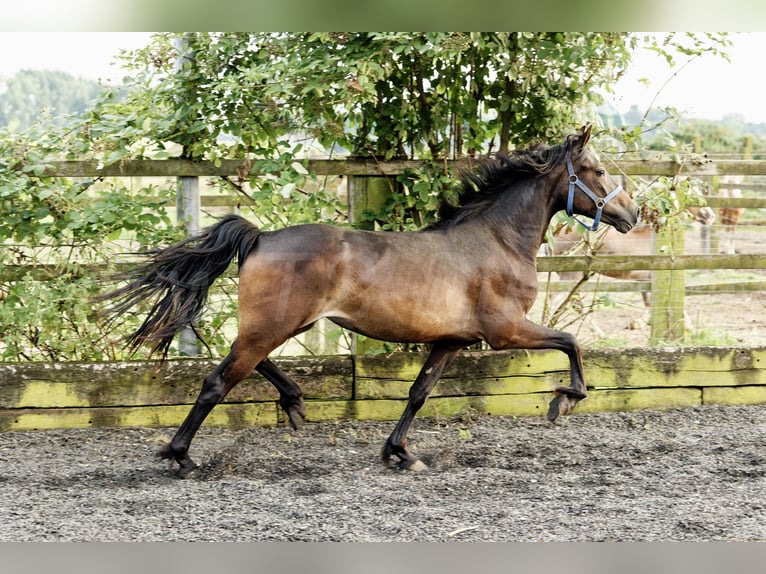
[609,32,766,123]
[0,32,765,124]
[0,32,153,84]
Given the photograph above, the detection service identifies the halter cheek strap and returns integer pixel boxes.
[565,152,623,232]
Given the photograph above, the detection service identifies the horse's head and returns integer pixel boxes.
[563,125,639,234]
[688,205,716,226]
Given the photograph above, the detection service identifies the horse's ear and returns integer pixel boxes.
[576,124,592,152]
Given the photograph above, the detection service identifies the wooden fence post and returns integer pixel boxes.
[650,221,686,345]
[347,175,392,354]
[176,175,202,355]
[348,175,391,230]
[174,34,202,356]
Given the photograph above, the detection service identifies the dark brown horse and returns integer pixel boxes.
[100,125,638,477]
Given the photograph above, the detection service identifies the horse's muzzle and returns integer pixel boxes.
[611,205,640,234]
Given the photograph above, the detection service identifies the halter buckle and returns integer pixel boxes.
[565,151,620,232]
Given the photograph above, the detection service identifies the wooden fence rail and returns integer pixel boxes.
[6,155,766,346]
[1,347,764,431]
[7,254,766,283]
[31,157,766,178]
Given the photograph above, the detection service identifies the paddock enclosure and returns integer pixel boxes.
[2,155,766,540]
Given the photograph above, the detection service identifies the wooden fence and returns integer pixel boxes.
[3,156,766,428]
[4,155,766,347]
[19,156,766,341]
[12,156,766,274]
[1,347,765,431]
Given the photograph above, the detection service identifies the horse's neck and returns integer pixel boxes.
[480,181,558,260]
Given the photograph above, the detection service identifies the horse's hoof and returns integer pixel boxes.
[156,443,198,478]
[286,405,306,430]
[546,394,572,422]
[406,459,428,472]
[176,460,199,479]
[156,443,173,460]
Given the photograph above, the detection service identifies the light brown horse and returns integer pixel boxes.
[717,176,746,254]
[547,205,715,306]
[99,125,638,477]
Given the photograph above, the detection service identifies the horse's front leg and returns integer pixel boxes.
[382,343,464,471]
[487,318,587,422]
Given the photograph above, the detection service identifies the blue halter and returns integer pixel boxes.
[565,152,623,232]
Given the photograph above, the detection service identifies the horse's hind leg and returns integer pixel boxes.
[256,358,306,430]
[157,339,268,477]
[381,343,463,471]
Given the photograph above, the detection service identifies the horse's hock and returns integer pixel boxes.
[1,347,765,432]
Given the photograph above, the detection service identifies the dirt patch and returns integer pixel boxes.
[1,403,764,541]
[553,288,766,348]
[537,223,766,348]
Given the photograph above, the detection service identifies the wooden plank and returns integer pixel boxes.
[0,357,353,409]
[6,254,766,283]
[303,394,553,422]
[1,385,743,433]
[703,197,766,208]
[29,158,766,179]
[355,375,557,400]
[685,281,766,294]
[584,347,766,389]
[703,386,766,406]
[0,402,278,432]
[357,347,766,396]
[536,254,766,273]
[544,279,652,293]
[491,388,702,416]
[1,348,764,430]
[304,396,496,423]
[355,350,569,381]
[717,182,766,191]
[37,159,430,178]
[292,388,703,423]
[354,350,569,400]
[484,388,701,417]
[545,280,766,295]
[610,159,766,177]
[574,388,701,413]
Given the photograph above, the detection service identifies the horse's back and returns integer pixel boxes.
[237,223,491,344]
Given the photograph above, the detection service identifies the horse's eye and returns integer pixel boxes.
[595,169,605,177]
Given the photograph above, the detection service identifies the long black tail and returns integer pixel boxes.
[98,214,261,358]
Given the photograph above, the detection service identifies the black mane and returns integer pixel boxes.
[428,136,573,230]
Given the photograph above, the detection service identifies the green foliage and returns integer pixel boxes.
[0,119,182,361]
[352,163,454,231]
[97,32,637,162]
[637,175,709,230]
[0,32,734,361]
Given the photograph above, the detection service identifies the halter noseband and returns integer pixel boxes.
[565,151,622,232]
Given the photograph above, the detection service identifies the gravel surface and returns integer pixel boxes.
[1,404,764,541]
